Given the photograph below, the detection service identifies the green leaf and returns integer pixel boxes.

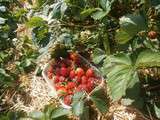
[72,92,85,102]
[72,92,85,116]
[51,107,70,119]
[43,105,55,119]
[80,8,97,18]
[92,48,106,64]
[91,97,107,113]
[154,104,160,118]
[35,0,46,7]
[90,86,108,113]
[91,9,107,20]
[72,100,84,116]
[26,17,45,28]
[117,14,147,44]
[136,50,160,68]
[100,0,115,12]
[120,14,147,35]
[28,111,44,119]
[79,106,89,120]
[115,29,133,44]
[105,0,115,11]
[103,53,139,101]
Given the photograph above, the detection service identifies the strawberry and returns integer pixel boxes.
[57,86,67,96]
[148,31,157,39]
[64,95,72,105]
[76,67,85,77]
[81,76,88,84]
[69,70,76,79]
[55,84,63,90]
[86,68,94,77]
[60,67,68,77]
[76,76,81,83]
[67,82,76,89]
[81,84,88,91]
[76,85,83,92]
[87,82,94,93]
[69,52,78,61]
[67,90,74,95]
[59,76,65,82]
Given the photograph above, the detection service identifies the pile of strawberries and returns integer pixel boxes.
[47,52,102,106]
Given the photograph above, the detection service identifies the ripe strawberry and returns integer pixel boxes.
[64,95,72,105]
[69,70,76,79]
[87,82,94,93]
[60,67,68,77]
[87,77,94,84]
[76,67,85,77]
[67,82,76,89]
[68,90,73,95]
[54,75,60,83]
[76,85,83,92]
[86,68,94,77]
[55,84,62,90]
[81,84,88,91]
[57,86,67,96]
[81,76,88,84]
[59,76,65,82]
[76,76,81,83]
[148,31,157,39]
[69,52,78,61]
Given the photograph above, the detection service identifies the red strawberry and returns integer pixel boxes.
[81,84,88,91]
[60,67,68,77]
[86,82,94,93]
[148,31,157,39]
[81,76,88,84]
[64,95,72,105]
[69,52,78,61]
[87,77,94,84]
[57,86,67,96]
[67,82,76,89]
[76,67,85,77]
[59,76,65,82]
[76,77,81,83]
[67,90,73,95]
[76,85,83,92]
[86,68,94,77]
[69,70,76,79]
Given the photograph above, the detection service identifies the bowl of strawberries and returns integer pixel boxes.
[42,51,104,109]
